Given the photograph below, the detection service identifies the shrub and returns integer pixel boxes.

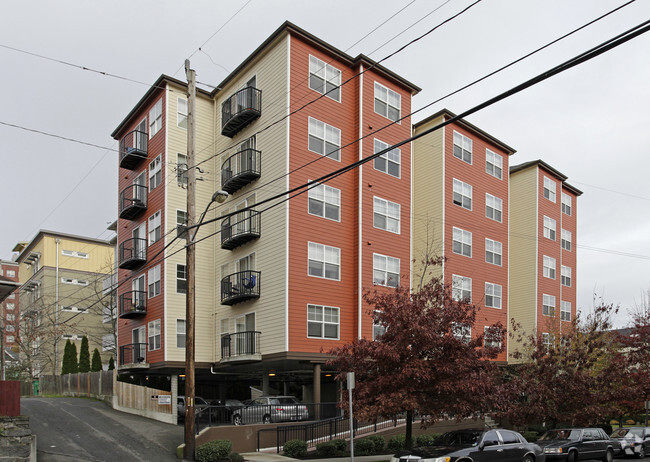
[316,441,338,457]
[355,438,375,456]
[521,431,539,442]
[415,434,439,446]
[387,434,406,452]
[283,440,307,458]
[196,440,233,462]
[366,435,385,453]
[332,439,347,451]
[229,452,244,461]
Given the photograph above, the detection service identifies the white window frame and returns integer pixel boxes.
[452,227,472,257]
[543,255,556,279]
[176,319,186,348]
[543,216,557,241]
[373,253,400,288]
[561,229,572,251]
[561,265,572,287]
[373,196,400,234]
[542,333,554,351]
[374,81,401,122]
[176,264,187,294]
[453,131,472,164]
[485,238,503,266]
[148,319,161,351]
[177,153,188,187]
[308,117,341,161]
[307,304,340,339]
[176,209,188,239]
[453,178,472,210]
[308,242,340,281]
[373,139,401,178]
[486,194,503,223]
[6,270,16,278]
[561,192,572,215]
[485,282,502,309]
[6,303,15,311]
[373,310,386,340]
[308,55,341,102]
[148,210,161,245]
[177,97,187,129]
[102,334,115,352]
[148,265,161,298]
[61,250,89,259]
[484,326,502,348]
[452,274,472,302]
[543,294,556,317]
[149,99,162,138]
[308,182,341,222]
[543,176,556,202]
[149,155,162,191]
[61,278,89,286]
[452,323,472,344]
[561,301,571,321]
[486,149,503,179]
[61,306,88,313]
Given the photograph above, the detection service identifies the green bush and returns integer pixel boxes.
[332,439,347,451]
[283,439,307,458]
[388,434,406,452]
[316,441,338,457]
[521,431,539,442]
[229,452,243,461]
[196,440,233,462]
[415,434,439,446]
[366,435,385,453]
[355,438,375,456]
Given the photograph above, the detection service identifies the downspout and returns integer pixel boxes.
[55,239,60,375]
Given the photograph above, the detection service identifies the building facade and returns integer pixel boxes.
[1,260,20,351]
[14,231,115,377]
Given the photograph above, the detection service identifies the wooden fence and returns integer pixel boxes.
[113,379,174,424]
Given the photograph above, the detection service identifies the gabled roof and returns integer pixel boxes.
[510,159,583,196]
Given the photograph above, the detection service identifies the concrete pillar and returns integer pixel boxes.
[171,375,178,425]
[262,373,270,395]
[283,381,289,395]
[313,363,321,420]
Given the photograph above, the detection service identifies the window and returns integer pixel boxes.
[308,117,341,161]
[61,250,88,259]
[374,82,401,122]
[484,326,502,348]
[373,139,401,178]
[148,319,161,351]
[543,255,556,279]
[453,179,472,210]
[485,282,502,309]
[453,131,472,164]
[61,334,81,340]
[177,319,186,348]
[177,264,187,294]
[6,336,14,343]
[6,270,15,278]
[543,176,556,202]
[308,243,340,280]
[307,304,339,339]
[149,99,162,138]
[148,211,161,245]
[8,293,15,299]
[452,275,472,301]
[102,334,115,352]
[486,194,503,222]
[485,149,503,179]
[543,216,556,240]
[177,153,188,187]
[543,294,556,317]
[61,278,89,286]
[374,197,400,234]
[308,182,340,221]
[5,325,15,332]
[61,306,88,313]
[561,301,571,321]
[542,333,554,351]
[373,254,400,287]
[308,55,341,102]
[149,155,162,190]
[102,304,115,323]
[177,210,188,239]
[485,238,502,266]
[148,265,161,298]
[561,229,572,251]
[452,323,471,343]
[6,303,15,311]
[561,265,572,287]
[177,97,187,129]
[452,227,472,257]
[561,192,572,215]
[373,311,386,340]
[6,313,15,321]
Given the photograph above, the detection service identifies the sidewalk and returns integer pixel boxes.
[241,453,393,462]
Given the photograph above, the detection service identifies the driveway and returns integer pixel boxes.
[21,397,183,461]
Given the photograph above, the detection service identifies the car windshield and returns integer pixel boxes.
[611,428,642,439]
[195,397,208,405]
[277,398,299,404]
[434,431,483,446]
[540,430,581,441]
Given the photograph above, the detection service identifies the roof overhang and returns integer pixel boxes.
[0,277,20,302]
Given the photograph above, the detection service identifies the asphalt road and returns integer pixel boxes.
[21,397,183,461]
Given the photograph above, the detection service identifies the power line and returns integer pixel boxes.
[0,121,118,152]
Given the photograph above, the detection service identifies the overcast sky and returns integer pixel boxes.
[1,0,648,326]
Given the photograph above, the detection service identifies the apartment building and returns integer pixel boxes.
[111,21,419,401]
[1,260,20,350]
[412,109,515,363]
[509,160,581,357]
[13,230,115,377]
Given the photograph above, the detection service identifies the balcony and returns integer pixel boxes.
[221,270,260,305]
[119,130,148,170]
[119,184,148,220]
[221,148,261,194]
[118,291,147,318]
[221,87,262,138]
[221,210,261,250]
[220,331,261,363]
[119,343,148,369]
[118,238,147,269]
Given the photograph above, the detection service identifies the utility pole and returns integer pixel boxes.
[183,59,197,460]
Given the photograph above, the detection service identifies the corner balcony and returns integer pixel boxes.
[118,238,147,269]
[118,291,147,318]
[221,148,261,194]
[119,343,148,369]
[221,87,262,138]
[221,210,261,250]
[220,331,261,364]
[119,130,148,170]
[119,184,148,220]
[221,270,260,306]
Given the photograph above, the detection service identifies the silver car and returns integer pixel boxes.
[232,395,309,425]
[610,427,650,458]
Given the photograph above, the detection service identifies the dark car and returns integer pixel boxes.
[610,427,650,458]
[177,395,210,421]
[536,428,618,462]
[390,429,545,462]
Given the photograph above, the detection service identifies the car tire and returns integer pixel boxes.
[638,445,645,459]
[567,451,577,462]
[263,415,272,424]
[602,448,613,462]
[522,455,534,462]
[233,414,243,426]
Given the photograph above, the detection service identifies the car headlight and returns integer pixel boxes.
[543,448,563,454]
[421,458,450,462]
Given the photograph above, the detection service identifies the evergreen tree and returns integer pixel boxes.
[91,348,102,372]
[61,340,73,375]
[70,342,79,374]
[108,356,115,370]
[78,336,90,373]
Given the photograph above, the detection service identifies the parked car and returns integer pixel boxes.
[177,395,210,421]
[231,396,309,425]
[610,427,650,458]
[390,428,545,462]
[536,428,619,462]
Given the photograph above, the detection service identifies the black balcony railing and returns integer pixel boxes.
[119,184,148,220]
[118,238,147,269]
[221,87,262,138]
[119,130,148,170]
[220,331,261,361]
[221,210,261,250]
[221,148,261,194]
[119,343,147,365]
[118,291,147,318]
[221,270,260,305]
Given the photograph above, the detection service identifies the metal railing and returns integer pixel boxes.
[221,87,262,137]
[119,343,147,365]
[221,148,261,193]
[221,270,260,305]
[221,331,261,359]
[119,130,148,168]
[118,291,147,318]
[119,184,147,219]
[118,238,147,269]
[220,210,261,249]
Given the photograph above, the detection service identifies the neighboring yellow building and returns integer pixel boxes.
[14,230,115,377]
